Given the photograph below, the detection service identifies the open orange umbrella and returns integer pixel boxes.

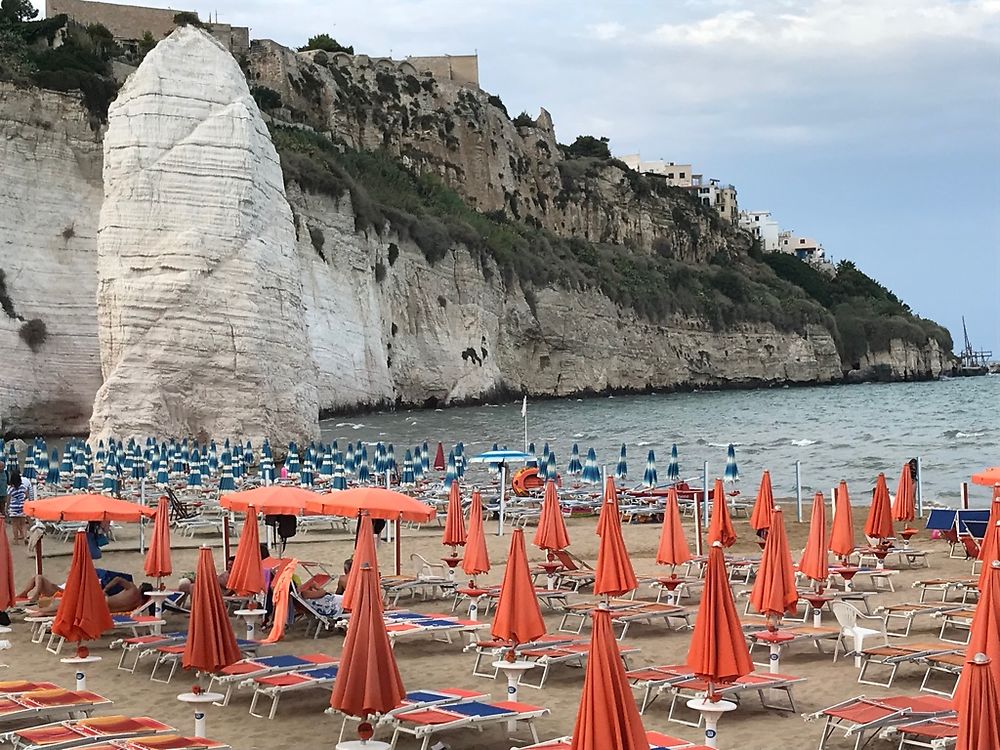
[594,479,638,599]
[343,513,379,612]
[892,464,915,524]
[977,493,1000,589]
[749,471,775,533]
[0,518,15,611]
[462,490,490,579]
[25,493,154,522]
[182,546,240,674]
[569,607,648,750]
[329,562,405,730]
[220,485,318,516]
[749,507,797,623]
[656,487,692,569]
[687,541,753,691]
[143,497,172,582]
[52,530,113,644]
[829,480,856,560]
[306,487,435,523]
[708,478,736,548]
[491,528,545,646]
[442,480,467,549]
[534,480,570,553]
[955,653,1000,750]
[596,476,619,538]
[226,507,264,598]
[863,473,895,542]
[972,467,1000,487]
[799,492,829,585]
[966,560,1000,685]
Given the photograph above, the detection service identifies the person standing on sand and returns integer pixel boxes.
[6,471,27,543]
[0,457,7,517]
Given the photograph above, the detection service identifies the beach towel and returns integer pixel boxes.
[261,558,297,644]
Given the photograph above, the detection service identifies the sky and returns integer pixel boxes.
[43,0,1000,354]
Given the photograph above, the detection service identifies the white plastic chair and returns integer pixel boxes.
[831,600,889,668]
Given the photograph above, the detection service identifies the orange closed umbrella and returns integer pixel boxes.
[143,497,172,582]
[864,473,895,542]
[955,653,1000,750]
[829,480,856,560]
[799,492,829,585]
[52,531,113,644]
[892,464,915,524]
[687,541,753,690]
[442,481,467,549]
[462,490,490,578]
[0,518,15,611]
[596,476,619,538]
[491,528,545,646]
[227,507,264,598]
[972,468,1000,487]
[569,607,648,750]
[182,546,240,674]
[708,479,737,548]
[749,507,797,623]
[343,513,379,612]
[977,493,1000,589]
[330,563,405,727]
[594,479,638,599]
[656,487,692,569]
[534,480,570,553]
[749,471,775,533]
[966,560,1000,686]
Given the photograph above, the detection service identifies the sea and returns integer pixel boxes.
[320,375,1000,509]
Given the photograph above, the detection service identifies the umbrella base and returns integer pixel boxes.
[686,697,736,749]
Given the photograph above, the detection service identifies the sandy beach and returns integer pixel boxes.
[2,505,968,750]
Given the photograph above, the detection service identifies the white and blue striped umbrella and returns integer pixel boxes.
[22,446,36,480]
[188,448,202,487]
[208,442,219,476]
[724,444,739,483]
[84,444,93,476]
[47,449,61,485]
[59,448,73,475]
[356,445,370,483]
[259,454,275,485]
[286,444,301,478]
[319,447,334,478]
[199,451,209,482]
[299,454,314,487]
[401,449,415,486]
[643,450,658,488]
[455,442,465,478]
[568,444,583,476]
[412,445,424,480]
[133,446,147,480]
[218,450,236,492]
[243,441,254,469]
[387,444,396,473]
[95,440,106,468]
[667,444,680,482]
[232,444,244,481]
[332,453,347,490]
[581,448,600,484]
[373,443,385,475]
[101,456,118,494]
[421,442,430,475]
[545,451,557,481]
[171,444,184,476]
[615,443,628,481]
[72,450,89,490]
[444,450,457,489]
[344,442,355,473]
[155,453,170,485]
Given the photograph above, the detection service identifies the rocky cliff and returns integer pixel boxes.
[90,27,319,443]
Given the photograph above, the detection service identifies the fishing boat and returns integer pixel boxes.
[955,316,991,377]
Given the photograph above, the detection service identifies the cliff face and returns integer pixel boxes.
[0,82,102,436]
[90,28,319,443]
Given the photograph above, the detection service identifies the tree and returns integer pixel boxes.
[172,11,204,28]
[566,134,610,159]
[298,33,353,54]
[137,30,156,59]
[0,0,38,22]
[513,111,535,128]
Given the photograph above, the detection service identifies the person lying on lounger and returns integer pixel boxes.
[298,576,344,617]
[22,573,152,614]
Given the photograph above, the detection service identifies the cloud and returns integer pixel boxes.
[584,21,625,41]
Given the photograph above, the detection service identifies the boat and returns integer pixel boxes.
[954,316,991,377]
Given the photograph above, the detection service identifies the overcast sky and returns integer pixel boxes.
[44,0,1000,353]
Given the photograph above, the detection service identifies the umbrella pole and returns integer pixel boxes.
[34,537,43,576]
[222,516,231,560]
[702,462,710,529]
[498,464,507,536]
[138,477,146,556]
[795,461,803,523]
[916,456,924,518]
[694,493,703,557]
[394,518,401,577]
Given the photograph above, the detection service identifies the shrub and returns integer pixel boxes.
[486,94,508,117]
[62,225,75,240]
[250,85,281,110]
[19,318,46,351]
[513,111,535,128]
[566,135,610,159]
[298,34,353,54]
[172,11,204,28]
[437,295,447,308]
[375,71,398,98]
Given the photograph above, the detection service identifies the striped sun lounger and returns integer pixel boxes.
[336,687,488,743]
[247,665,339,719]
[0,689,112,725]
[149,639,258,684]
[517,642,640,689]
[206,653,337,705]
[6,715,173,750]
[881,716,959,749]
[388,699,549,750]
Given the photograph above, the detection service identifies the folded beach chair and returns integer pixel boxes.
[516,641,640,689]
[518,729,704,749]
[82,735,230,749]
[856,642,960,688]
[6,715,173,750]
[149,639,258,683]
[247,664,339,719]
[667,672,806,726]
[464,635,583,679]
[206,653,337,705]
[803,694,954,750]
[388,699,549,750]
[880,716,958,749]
[625,664,694,714]
[0,681,60,697]
[0,689,112,725]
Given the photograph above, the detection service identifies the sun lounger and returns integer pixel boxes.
[917,653,965,697]
[880,716,959,749]
[111,632,187,673]
[464,635,583,679]
[0,681,60,697]
[0,689,112,725]
[803,694,955,750]
[83,735,230,749]
[911,578,977,604]
[518,729,704,749]
[516,641,640,689]
[625,664,694,714]
[559,599,693,640]
[46,614,166,656]
[206,653,337,705]
[289,588,346,639]
[247,664,339,719]
[874,603,962,638]
[149,639,258,684]
[667,672,806,726]
[383,615,488,647]
[932,608,975,644]
[388,699,549,750]
[746,625,840,666]
[336,687,489,743]
[6,714,173,750]
[856,642,960,688]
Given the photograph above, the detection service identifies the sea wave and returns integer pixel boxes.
[792,439,818,447]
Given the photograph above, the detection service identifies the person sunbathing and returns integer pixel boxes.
[22,573,152,614]
[298,577,344,617]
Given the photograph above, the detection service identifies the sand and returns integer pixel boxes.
[3,502,969,750]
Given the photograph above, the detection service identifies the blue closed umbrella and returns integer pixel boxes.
[260,454,275,485]
[218,450,236,492]
[23,447,36,480]
[568,444,582,476]
[455,442,465,478]
[420,442,430,476]
[581,448,600,485]
[667,444,680,483]
[344,442,355,473]
[101,455,118,494]
[72,450,89,490]
[412,445,424,481]
[444,450,457,489]
[320,447,334,478]
[332,453,347,490]
[643,449,657,488]
[47,449,61,485]
[545,451,557,482]
[155,452,170,486]
[356,445,370,483]
[725,444,739,483]
[299,455,314,487]
[188,448,202,487]
[59,448,73,476]
[285,444,301,478]
[615,443,628,481]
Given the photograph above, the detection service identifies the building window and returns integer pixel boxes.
[667,173,674,179]
[702,197,710,206]
[800,239,806,244]
[679,172,686,178]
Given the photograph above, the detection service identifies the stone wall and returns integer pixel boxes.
[406,54,479,87]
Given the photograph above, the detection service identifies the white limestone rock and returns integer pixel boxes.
[90,26,319,443]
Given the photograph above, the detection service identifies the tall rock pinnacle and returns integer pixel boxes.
[90,26,319,443]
